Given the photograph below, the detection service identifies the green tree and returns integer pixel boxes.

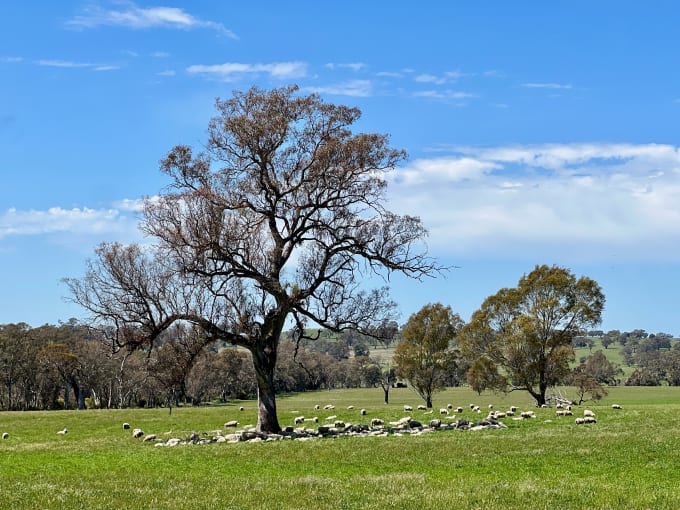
[65,85,439,433]
[458,264,605,406]
[393,303,462,408]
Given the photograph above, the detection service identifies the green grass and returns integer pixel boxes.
[1,387,680,509]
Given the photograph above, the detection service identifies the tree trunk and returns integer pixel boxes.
[251,340,281,434]
[383,387,389,404]
[425,395,432,408]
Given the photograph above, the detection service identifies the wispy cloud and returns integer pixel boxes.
[522,82,572,90]
[186,61,307,81]
[67,1,237,38]
[325,62,366,72]
[156,69,175,76]
[304,80,372,97]
[413,90,477,102]
[390,143,680,261]
[150,51,170,58]
[35,59,119,71]
[1,56,23,63]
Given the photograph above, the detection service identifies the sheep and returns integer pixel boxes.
[469,404,476,409]
[347,405,354,410]
[556,410,573,417]
[575,417,585,425]
[417,404,427,411]
[584,416,597,424]
[143,434,157,442]
[456,406,463,413]
[510,406,518,413]
[239,406,245,411]
[488,404,494,409]
[520,411,536,419]
[2,432,8,440]
[447,403,453,410]
[439,408,449,415]
[473,406,481,413]
[360,408,367,415]
[612,404,622,409]
[403,405,413,412]
[429,419,442,429]
[294,416,305,425]
[314,404,321,410]
[323,404,335,410]
[57,428,68,435]
[333,420,346,429]
[132,428,144,438]
[370,418,384,427]
[224,420,238,428]
[583,409,596,418]
[122,422,130,430]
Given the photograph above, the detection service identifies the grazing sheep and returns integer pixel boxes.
[612,404,622,409]
[404,405,413,412]
[294,416,305,425]
[122,422,130,430]
[314,404,321,410]
[469,404,476,409]
[333,420,346,429]
[224,420,238,428]
[323,404,335,410]
[575,417,585,425]
[584,409,596,418]
[370,418,384,427]
[488,404,494,409]
[312,417,319,423]
[584,416,597,424]
[2,432,8,440]
[239,406,245,411]
[360,409,367,415]
[447,404,453,410]
[347,406,354,410]
[556,410,573,417]
[429,419,442,429]
[417,404,427,411]
[326,415,337,421]
[520,411,536,419]
[57,428,68,435]
[510,406,518,413]
[456,406,463,413]
[143,434,157,442]
[473,406,481,413]
[439,408,449,415]
[132,428,144,438]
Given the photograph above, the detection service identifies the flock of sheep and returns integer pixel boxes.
[0,402,623,444]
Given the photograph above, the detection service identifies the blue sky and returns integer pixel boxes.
[2,1,680,334]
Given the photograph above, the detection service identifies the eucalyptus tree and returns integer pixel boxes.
[66,85,439,433]
[459,265,605,406]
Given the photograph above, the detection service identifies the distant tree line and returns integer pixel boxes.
[0,320,424,411]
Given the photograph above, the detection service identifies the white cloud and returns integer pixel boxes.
[1,56,23,63]
[35,59,119,71]
[0,206,139,240]
[413,90,477,102]
[522,82,572,90]
[150,51,170,58]
[325,62,366,72]
[415,74,446,85]
[304,80,372,97]
[67,2,237,38]
[156,69,176,76]
[186,62,307,81]
[389,143,680,261]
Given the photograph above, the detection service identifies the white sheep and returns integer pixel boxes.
[224,420,238,428]
[510,406,518,413]
[239,406,245,411]
[439,408,449,415]
[447,404,453,409]
[488,404,494,409]
[403,405,413,412]
[584,409,595,418]
[347,405,354,410]
[417,404,427,411]
[370,418,384,427]
[611,404,622,409]
[323,404,335,410]
[57,428,68,435]
[456,406,463,413]
[132,428,144,438]
[314,404,321,410]
[122,422,130,430]
[360,409,367,415]
[294,416,305,425]
[2,432,8,440]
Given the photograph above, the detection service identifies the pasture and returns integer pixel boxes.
[1,386,679,509]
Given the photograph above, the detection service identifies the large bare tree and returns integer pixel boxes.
[66,85,439,433]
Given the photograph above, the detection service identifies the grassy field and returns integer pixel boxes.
[1,386,680,509]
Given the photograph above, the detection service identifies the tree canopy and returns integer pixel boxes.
[65,85,440,433]
[393,303,462,408]
[458,264,605,406]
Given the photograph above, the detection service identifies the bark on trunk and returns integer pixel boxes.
[252,341,281,434]
[383,387,389,404]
